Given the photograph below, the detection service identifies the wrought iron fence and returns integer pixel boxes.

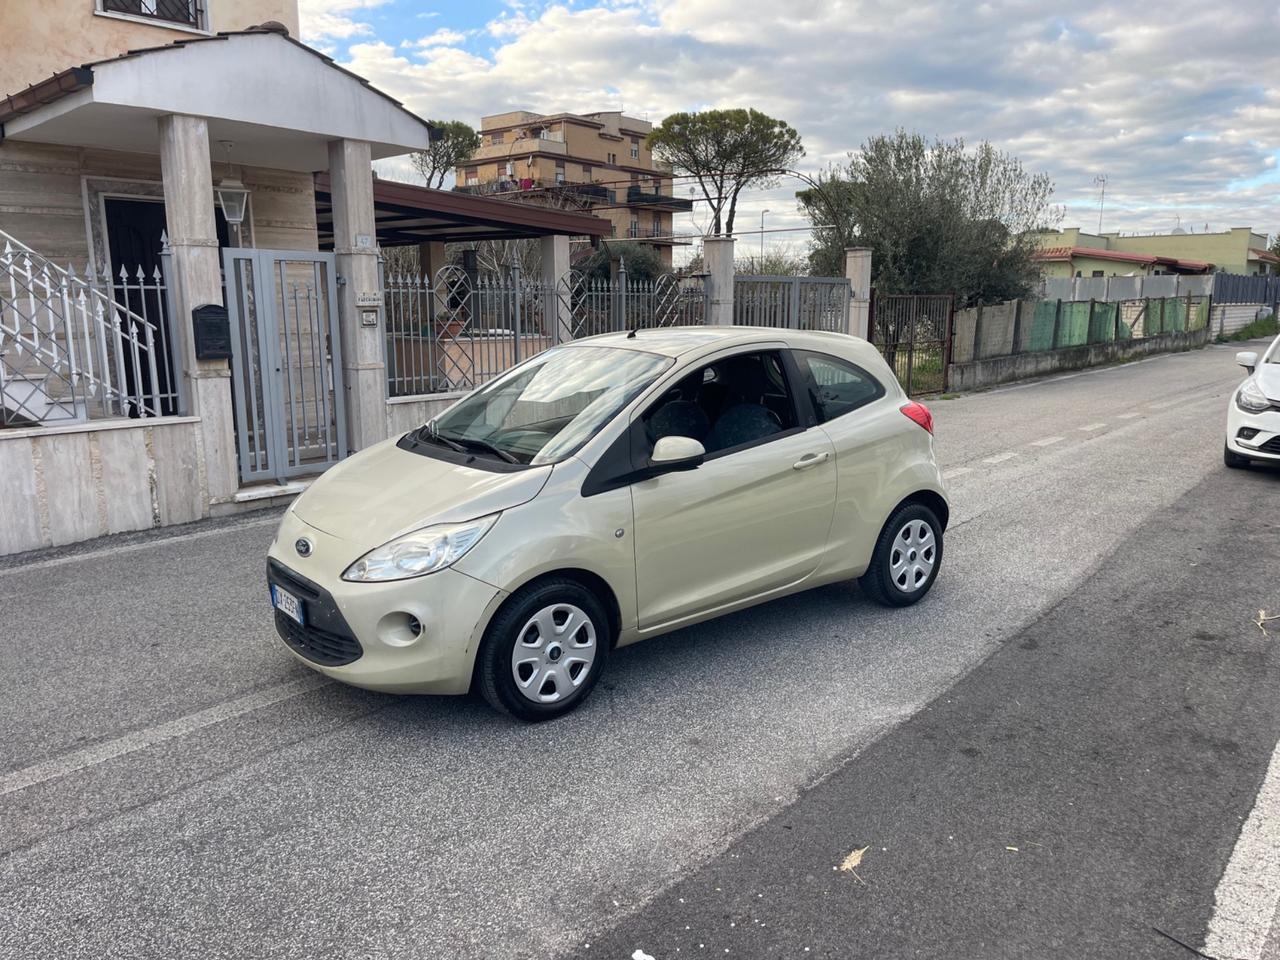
[733,275,851,332]
[1,230,179,427]
[871,293,954,395]
[383,259,707,397]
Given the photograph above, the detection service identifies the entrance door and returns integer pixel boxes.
[224,248,348,485]
[103,197,231,416]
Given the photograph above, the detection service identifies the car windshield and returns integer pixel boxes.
[426,345,671,465]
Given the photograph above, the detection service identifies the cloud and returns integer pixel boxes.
[304,0,1280,260]
[297,0,389,45]
[414,28,468,48]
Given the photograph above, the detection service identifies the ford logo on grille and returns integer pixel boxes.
[294,537,314,558]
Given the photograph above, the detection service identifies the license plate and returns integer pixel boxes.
[272,584,305,625]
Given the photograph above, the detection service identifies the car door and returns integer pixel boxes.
[631,349,836,631]
[791,348,904,573]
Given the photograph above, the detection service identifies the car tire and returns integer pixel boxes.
[1224,443,1251,469]
[859,503,944,608]
[476,578,611,721]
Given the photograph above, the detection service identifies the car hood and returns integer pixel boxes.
[1257,362,1280,401]
[290,437,552,546]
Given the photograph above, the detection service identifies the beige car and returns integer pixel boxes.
[267,327,948,720]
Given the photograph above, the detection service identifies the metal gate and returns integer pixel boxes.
[870,292,954,395]
[225,248,347,484]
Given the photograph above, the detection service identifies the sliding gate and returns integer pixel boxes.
[225,249,348,484]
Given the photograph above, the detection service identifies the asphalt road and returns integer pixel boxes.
[2,341,1277,960]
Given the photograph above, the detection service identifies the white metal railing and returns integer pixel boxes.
[0,229,179,427]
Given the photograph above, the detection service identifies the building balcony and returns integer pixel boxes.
[625,185,694,212]
[626,224,690,246]
[454,180,612,204]
[472,137,568,160]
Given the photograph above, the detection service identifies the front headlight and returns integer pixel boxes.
[1237,379,1272,414]
[342,514,498,582]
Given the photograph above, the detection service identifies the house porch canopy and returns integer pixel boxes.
[0,28,432,170]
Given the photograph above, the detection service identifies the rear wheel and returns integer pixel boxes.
[859,503,943,607]
[1224,443,1250,469]
[476,578,610,721]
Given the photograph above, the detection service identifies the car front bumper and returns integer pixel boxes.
[266,509,507,694]
[1226,401,1280,461]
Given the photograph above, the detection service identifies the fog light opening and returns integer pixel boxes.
[378,611,426,648]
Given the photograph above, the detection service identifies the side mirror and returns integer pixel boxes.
[1237,351,1259,373]
[650,435,705,472]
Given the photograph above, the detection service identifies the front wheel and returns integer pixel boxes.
[1224,443,1250,469]
[476,578,611,721]
[859,503,944,607]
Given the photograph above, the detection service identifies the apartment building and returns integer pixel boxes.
[456,110,693,265]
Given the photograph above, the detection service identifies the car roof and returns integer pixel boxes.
[569,325,868,360]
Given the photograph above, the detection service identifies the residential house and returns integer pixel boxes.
[0,0,608,555]
[456,110,693,266]
[1035,226,1278,278]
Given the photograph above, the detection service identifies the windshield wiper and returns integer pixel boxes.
[441,431,521,464]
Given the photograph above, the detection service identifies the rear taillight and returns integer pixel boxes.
[900,401,934,435]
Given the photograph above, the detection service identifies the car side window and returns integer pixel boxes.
[796,351,884,423]
[642,351,798,456]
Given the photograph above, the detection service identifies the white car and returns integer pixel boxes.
[267,327,949,720]
[1225,333,1280,468]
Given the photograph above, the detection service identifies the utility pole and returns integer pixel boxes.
[1093,174,1108,234]
[760,209,770,267]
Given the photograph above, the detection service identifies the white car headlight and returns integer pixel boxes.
[342,514,498,582]
[1237,379,1273,414]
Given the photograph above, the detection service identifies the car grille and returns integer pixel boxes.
[1259,435,1280,455]
[274,611,363,666]
[267,559,363,667]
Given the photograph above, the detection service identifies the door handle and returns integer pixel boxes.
[793,451,830,470]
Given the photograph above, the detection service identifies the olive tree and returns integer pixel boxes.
[799,131,1059,305]
[648,108,803,236]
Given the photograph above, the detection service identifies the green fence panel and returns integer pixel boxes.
[1028,300,1057,352]
[1088,302,1118,343]
[1058,302,1089,347]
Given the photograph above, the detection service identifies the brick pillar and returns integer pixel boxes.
[328,138,385,451]
[845,246,872,339]
[540,234,571,343]
[158,113,236,506]
[704,236,735,325]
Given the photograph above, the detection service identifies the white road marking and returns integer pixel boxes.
[1078,423,1108,432]
[0,515,280,578]
[941,467,973,480]
[1030,436,1065,447]
[982,452,1017,465]
[0,674,331,798]
[1202,740,1280,960]
[1116,412,1144,420]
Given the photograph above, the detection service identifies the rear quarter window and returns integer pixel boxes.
[795,351,885,423]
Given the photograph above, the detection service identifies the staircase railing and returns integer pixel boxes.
[0,228,177,427]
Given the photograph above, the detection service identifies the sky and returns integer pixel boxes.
[296,0,1280,266]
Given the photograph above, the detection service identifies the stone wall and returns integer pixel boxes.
[948,326,1212,393]
[0,416,206,555]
